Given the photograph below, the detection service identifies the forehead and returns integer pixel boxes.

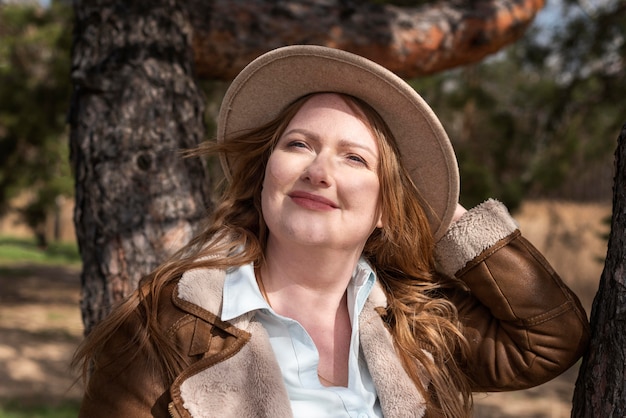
[286,93,376,133]
[286,95,378,145]
[301,93,369,116]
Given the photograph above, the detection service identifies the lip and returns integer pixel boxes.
[289,191,339,210]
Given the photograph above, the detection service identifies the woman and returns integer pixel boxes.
[73,45,589,418]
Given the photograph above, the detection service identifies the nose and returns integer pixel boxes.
[301,153,332,187]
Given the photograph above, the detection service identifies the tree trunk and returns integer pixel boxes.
[188,0,545,80]
[69,0,212,334]
[571,124,626,416]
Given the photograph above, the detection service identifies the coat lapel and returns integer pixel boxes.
[360,284,428,418]
[174,267,292,418]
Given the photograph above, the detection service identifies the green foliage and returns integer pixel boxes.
[0,401,80,418]
[408,1,625,210]
[0,1,73,241]
[0,235,80,265]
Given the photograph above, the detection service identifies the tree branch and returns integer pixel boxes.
[190,0,545,80]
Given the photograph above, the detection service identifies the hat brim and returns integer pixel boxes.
[217,45,459,241]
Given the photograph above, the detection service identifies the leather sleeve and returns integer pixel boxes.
[78,308,176,418]
[435,200,590,391]
[78,282,195,418]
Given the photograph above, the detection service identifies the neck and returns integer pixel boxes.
[260,237,362,316]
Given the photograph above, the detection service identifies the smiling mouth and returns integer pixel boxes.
[289,191,338,210]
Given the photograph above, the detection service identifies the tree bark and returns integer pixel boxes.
[69,0,212,334]
[571,124,626,417]
[188,0,545,80]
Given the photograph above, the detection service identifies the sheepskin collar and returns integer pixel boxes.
[174,267,427,418]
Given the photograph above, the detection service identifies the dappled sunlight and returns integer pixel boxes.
[0,265,84,405]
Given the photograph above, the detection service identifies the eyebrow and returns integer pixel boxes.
[338,139,378,160]
[282,128,378,158]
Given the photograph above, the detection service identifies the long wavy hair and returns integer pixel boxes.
[73,93,472,417]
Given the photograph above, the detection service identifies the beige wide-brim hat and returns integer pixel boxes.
[217,45,459,241]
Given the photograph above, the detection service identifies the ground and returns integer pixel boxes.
[0,264,84,406]
[0,200,610,416]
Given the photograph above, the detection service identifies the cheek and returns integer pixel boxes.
[356,175,381,200]
[367,180,383,224]
[346,176,381,215]
[261,154,287,213]
[264,153,287,187]
[261,162,275,211]
[264,151,304,192]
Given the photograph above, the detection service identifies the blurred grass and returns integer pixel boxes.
[0,236,80,266]
[0,236,82,416]
[0,401,80,418]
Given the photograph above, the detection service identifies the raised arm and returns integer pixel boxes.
[435,199,590,391]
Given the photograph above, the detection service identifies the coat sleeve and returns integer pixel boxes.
[78,307,175,418]
[78,280,202,418]
[434,199,590,392]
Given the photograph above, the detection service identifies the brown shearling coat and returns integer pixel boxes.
[78,200,589,417]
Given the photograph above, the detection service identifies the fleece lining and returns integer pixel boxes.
[434,199,518,278]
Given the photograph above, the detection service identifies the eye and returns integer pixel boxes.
[346,154,369,167]
[287,140,308,149]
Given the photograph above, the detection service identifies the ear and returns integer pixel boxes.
[376,212,384,229]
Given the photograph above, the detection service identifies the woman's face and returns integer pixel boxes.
[261,93,383,252]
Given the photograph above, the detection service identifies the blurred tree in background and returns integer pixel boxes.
[410,0,625,211]
[0,1,73,247]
